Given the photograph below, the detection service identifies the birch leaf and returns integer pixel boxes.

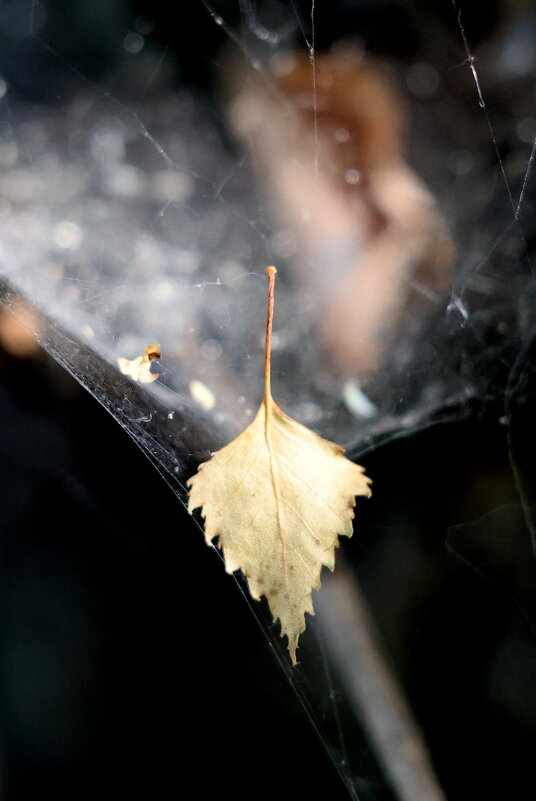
[187,268,371,663]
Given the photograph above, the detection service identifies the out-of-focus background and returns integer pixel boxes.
[0,1,535,799]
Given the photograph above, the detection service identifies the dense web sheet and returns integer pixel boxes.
[0,0,535,798]
[0,2,533,446]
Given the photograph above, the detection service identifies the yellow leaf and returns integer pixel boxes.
[117,343,161,384]
[187,268,371,663]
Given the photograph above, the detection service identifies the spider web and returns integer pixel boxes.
[0,1,535,799]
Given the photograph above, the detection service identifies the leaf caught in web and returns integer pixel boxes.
[187,268,371,663]
[117,343,161,384]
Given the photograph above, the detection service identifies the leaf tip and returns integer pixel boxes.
[287,634,299,666]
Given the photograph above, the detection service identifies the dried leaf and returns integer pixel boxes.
[187,268,371,663]
[117,343,161,384]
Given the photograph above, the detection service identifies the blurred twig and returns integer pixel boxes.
[315,559,447,801]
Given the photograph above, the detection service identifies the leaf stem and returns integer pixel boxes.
[264,266,277,404]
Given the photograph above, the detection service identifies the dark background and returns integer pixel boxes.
[0,1,536,799]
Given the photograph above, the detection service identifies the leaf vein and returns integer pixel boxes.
[277,452,349,528]
[231,442,265,494]
[279,496,326,557]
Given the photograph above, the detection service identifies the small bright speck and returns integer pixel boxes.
[53,221,83,250]
[123,32,144,54]
[213,15,223,25]
[335,128,350,143]
[344,169,361,185]
[190,380,216,411]
[343,379,377,420]
[201,339,223,362]
[0,78,7,99]
[254,24,270,41]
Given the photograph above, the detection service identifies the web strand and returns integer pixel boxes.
[516,136,536,219]
[451,1,533,272]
